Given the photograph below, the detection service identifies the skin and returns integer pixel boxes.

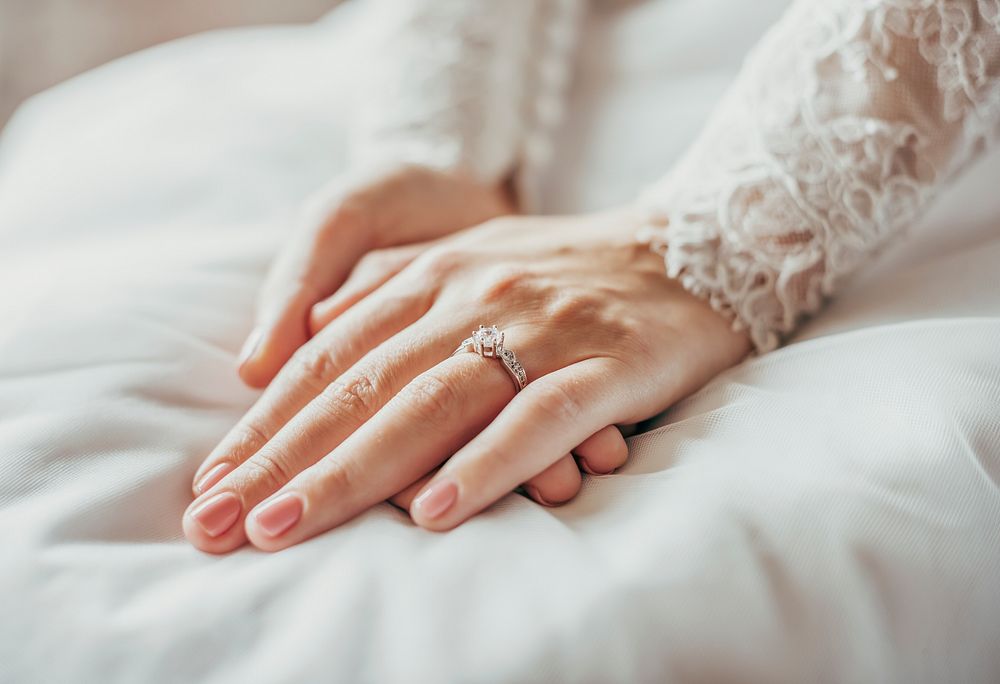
[228,165,613,512]
[235,165,517,389]
[183,189,751,553]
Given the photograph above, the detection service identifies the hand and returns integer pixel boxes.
[184,209,751,553]
[237,164,515,388]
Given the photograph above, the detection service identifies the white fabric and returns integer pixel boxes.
[1,1,999,683]
[350,0,582,203]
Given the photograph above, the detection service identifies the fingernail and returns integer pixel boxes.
[577,458,611,476]
[238,327,262,367]
[189,492,241,538]
[525,484,555,507]
[412,479,458,520]
[193,462,233,495]
[251,493,303,538]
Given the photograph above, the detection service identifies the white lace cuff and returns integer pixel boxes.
[636,0,1000,353]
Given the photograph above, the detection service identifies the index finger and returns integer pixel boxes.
[191,277,429,496]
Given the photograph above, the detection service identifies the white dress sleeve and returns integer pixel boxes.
[635,0,1000,352]
[349,0,583,209]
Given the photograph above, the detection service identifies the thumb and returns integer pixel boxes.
[238,190,373,389]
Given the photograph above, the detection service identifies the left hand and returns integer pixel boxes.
[183,209,751,553]
[236,164,515,389]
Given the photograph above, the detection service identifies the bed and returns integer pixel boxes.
[2,1,999,681]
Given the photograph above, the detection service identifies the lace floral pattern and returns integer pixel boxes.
[637,0,1000,352]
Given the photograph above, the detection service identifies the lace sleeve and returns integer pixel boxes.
[350,0,583,208]
[635,0,1000,352]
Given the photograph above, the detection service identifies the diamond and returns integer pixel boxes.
[473,325,500,344]
[472,325,503,357]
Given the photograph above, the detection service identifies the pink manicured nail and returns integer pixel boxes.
[251,493,303,538]
[194,462,232,495]
[238,328,262,367]
[413,480,458,520]
[189,492,241,538]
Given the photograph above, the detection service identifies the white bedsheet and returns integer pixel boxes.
[1,1,999,682]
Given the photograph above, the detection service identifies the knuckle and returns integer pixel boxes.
[355,248,395,274]
[416,246,466,280]
[530,382,584,425]
[614,314,660,365]
[546,289,603,326]
[236,420,271,460]
[472,445,517,474]
[292,347,342,393]
[314,195,369,243]
[478,216,517,235]
[242,451,295,491]
[318,372,382,422]
[478,265,532,305]
[317,459,357,495]
[617,312,648,340]
[402,373,462,425]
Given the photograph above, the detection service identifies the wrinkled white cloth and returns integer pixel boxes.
[1,1,999,683]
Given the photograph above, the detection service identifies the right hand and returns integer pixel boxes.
[237,164,515,388]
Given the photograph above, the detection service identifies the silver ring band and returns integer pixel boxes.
[452,325,527,393]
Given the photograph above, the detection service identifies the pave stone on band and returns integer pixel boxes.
[452,325,527,393]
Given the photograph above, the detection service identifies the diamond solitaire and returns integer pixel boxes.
[452,325,527,393]
[471,325,504,357]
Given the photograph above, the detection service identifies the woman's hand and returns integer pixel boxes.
[237,164,514,388]
[185,210,751,553]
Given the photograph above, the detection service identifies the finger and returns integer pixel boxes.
[522,454,582,507]
[191,278,428,497]
[395,448,589,517]
[239,187,373,388]
[573,425,629,475]
[388,470,437,512]
[184,320,460,553]
[240,346,529,551]
[309,243,426,335]
[394,452,580,516]
[410,358,629,531]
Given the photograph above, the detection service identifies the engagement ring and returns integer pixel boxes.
[453,325,527,393]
